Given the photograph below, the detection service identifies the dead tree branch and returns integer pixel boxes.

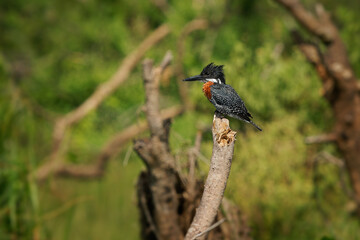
[135,52,184,239]
[275,0,336,43]
[36,105,183,180]
[275,0,360,215]
[185,111,236,240]
[305,133,337,144]
[291,31,335,100]
[35,24,170,181]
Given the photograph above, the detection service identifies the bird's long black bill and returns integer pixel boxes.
[183,75,205,82]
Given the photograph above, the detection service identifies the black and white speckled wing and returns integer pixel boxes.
[209,84,262,131]
[209,84,251,121]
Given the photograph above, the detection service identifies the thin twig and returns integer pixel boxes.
[191,218,226,240]
[192,149,210,165]
[318,152,344,167]
[122,145,133,166]
[305,133,337,144]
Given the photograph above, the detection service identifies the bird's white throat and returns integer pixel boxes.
[206,78,222,84]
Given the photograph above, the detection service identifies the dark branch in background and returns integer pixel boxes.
[276,1,336,43]
[35,24,171,181]
[185,111,236,240]
[274,0,360,215]
[175,19,208,110]
[290,31,335,100]
[134,52,184,240]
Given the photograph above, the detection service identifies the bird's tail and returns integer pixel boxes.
[249,120,262,131]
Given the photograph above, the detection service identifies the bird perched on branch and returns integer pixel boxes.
[183,63,262,131]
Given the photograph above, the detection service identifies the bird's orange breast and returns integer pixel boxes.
[202,81,214,100]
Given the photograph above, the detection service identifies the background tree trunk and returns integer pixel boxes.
[275,0,360,215]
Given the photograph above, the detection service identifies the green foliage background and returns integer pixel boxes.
[1,0,360,239]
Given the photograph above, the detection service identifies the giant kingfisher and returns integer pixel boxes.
[183,63,262,131]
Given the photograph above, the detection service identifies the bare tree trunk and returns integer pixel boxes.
[134,52,184,240]
[274,0,360,214]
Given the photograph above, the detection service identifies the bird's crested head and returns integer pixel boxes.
[200,63,225,84]
[183,63,226,84]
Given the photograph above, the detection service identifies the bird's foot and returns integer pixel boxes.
[214,110,225,119]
